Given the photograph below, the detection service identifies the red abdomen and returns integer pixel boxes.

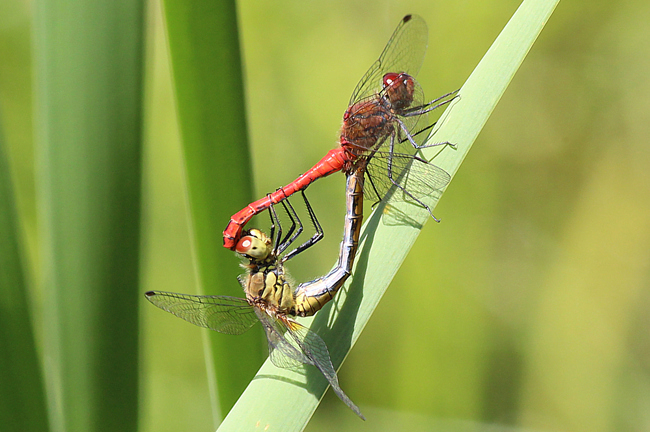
[223,147,353,249]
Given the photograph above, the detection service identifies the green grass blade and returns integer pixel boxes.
[34,0,145,430]
[0,115,48,432]
[216,0,560,429]
[160,0,265,419]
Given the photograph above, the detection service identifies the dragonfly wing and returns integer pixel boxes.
[253,308,312,370]
[283,320,365,419]
[145,291,258,335]
[349,15,428,106]
[365,151,450,204]
[253,309,365,419]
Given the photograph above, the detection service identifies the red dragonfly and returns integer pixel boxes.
[224,14,457,249]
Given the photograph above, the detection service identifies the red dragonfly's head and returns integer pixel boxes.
[383,72,415,110]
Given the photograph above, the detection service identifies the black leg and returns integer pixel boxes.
[275,197,303,256]
[267,198,284,257]
[281,190,324,263]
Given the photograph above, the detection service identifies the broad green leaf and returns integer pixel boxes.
[0,112,48,432]
[216,0,560,430]
[34,0,145,430]
[160,0,265,419]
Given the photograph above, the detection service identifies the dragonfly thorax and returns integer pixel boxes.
[242,264,296,315]
[340,98,394,155]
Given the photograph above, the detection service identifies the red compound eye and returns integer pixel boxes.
[235,236,254,254]
[235,233,270,260]
[383,72,400,87]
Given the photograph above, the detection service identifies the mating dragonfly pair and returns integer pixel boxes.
[146,14,458,420]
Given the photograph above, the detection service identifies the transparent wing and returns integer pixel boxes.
[364,151,450,203]
[282,319,365,419]
[253,309,364,417]
[145,290,258,335]
[349,14,428,106]
[254,308,312,370]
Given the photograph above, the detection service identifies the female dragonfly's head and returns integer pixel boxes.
[236,229,273,262]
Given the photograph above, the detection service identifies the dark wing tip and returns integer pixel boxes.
[144,291,155,297]
[403,14,413,23]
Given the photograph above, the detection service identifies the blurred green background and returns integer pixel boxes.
[2,0,650,431]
